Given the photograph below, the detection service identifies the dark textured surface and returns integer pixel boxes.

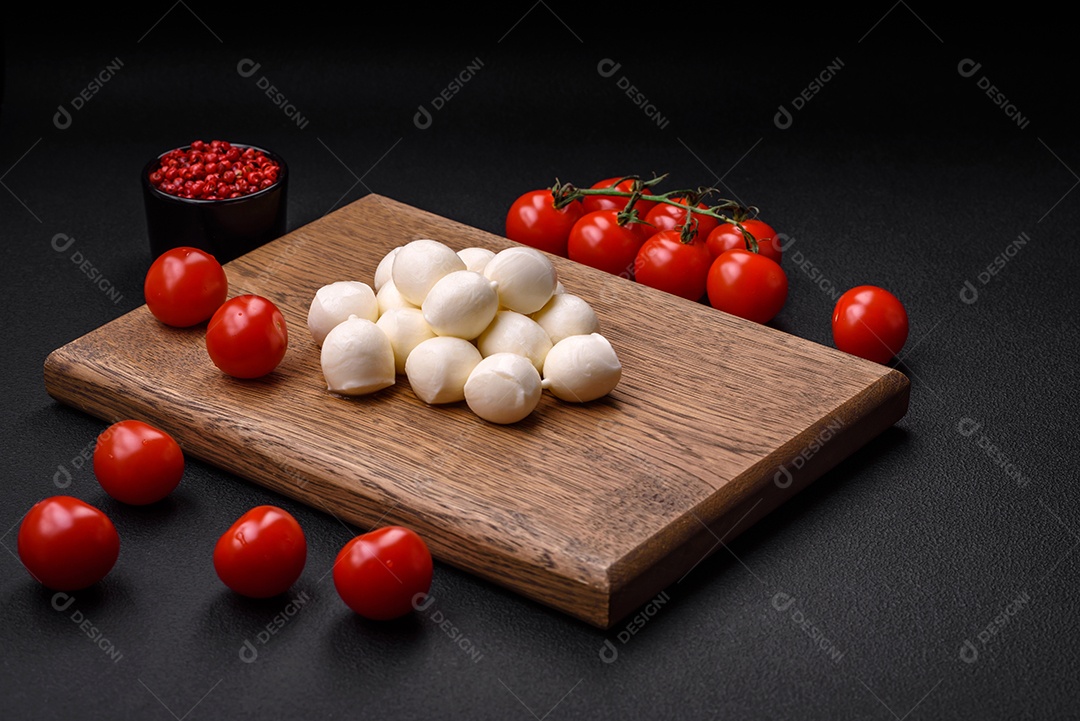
[3,8,1078,720]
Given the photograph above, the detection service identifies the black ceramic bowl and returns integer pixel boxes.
[142,143,288,264]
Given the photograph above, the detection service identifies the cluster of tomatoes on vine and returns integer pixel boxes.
[506,175,909,364]
[17,247,435,621]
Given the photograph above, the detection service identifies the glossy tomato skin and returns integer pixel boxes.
[205,294,288,378]
[633,230,712,301]
[706,219,782,264]
[213,506,307,598]
[17,496,120,591]
[581,176,658,217]
[505,189,583,257]
[93,420,184,505]
[144,247,228,327]
[831,285,909,363]
[644,199,718,241]
[706,249,788,324]
[567,209,650,278]
[333,526,433,621]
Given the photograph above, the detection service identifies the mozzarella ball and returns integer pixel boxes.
[457,246,496,274]
[374,246,401,291]
[404,336,483,405]
[476,310,552,373]
[541,333,621,402]
[320,316,396,396]
[391,238,466,306]
[483,246,558,314]
[376,307,436,374]
[377,279,417,315]
[464,352,543,424]
[421,270,500,340]
[308,281,378,346]
[530,293,600,345]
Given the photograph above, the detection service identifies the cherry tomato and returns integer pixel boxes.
[505,189,584,257]
[633,230,712,301]
[581,176,658,217]
[831,285,909,363]
[213,506,307,598]
[706,219,783,264]
[706,249,788,324]
[144,247,228,327]
[567,209,651,278]
[644,199,718,241]
[17,496,120,591]
[93,420,185,505]
[205,294,288,378]
[333,525,433,621]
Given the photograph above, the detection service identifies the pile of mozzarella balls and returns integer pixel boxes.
[307,238,622,424]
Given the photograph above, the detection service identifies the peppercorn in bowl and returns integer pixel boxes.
[142,140,288,263]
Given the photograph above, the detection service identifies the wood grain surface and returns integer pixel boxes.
[43,194,910,629]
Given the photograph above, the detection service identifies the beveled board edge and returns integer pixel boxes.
[604,367,909,628]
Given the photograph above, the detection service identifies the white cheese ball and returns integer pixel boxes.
[421,270,500,340]
[377,279,417,315]
[476,310,552,373]
[392,239,467,306]
[530,293,600,345]
[374,246,401,291]
[404,336,483,405]
[320,316,396,396]
[483,246,558,314]
[464,352,543,424]
[457,247,495,274]
[376,307,436,374]
[308,281,378,346]
[541,333,621,402]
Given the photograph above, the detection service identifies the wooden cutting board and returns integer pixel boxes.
[43,193,909,629]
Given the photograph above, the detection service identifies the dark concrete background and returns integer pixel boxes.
[2,7,1077,719]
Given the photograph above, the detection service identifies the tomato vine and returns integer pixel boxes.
[549,174,763,253]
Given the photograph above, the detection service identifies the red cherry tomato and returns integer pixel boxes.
[706,249,788,324]
[706,219,783,264]
[633,230,712,301]
[213,506,307,598]
[333,525,433,620]
[644,199,718,240]
[93,420,184,505]
[567,209,651,277]
[144,247,228,327]
[17,496,120,591]
[205,294,288,378]
[505,189,583,257]
[831,285,909,363]
[581,176,658,217]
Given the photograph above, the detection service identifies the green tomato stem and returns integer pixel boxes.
[549,175,764,253]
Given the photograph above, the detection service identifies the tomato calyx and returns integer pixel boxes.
[724,204,767,254]
[614,202,651,233]
[722,219,761,254]
[669,192,713,244]
[552,177,657,234]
